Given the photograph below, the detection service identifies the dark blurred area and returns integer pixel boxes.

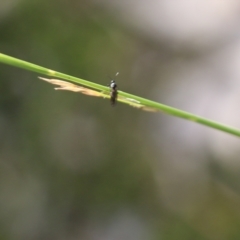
[1,0,240,239]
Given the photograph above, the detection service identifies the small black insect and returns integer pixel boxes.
[109,80,118,106]
[109,72,119,106]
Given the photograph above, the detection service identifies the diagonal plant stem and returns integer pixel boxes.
[0,52,240,137]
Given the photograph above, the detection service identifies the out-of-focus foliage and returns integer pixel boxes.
[1,0,240,240]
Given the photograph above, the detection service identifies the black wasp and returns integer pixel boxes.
[109,72,119,106]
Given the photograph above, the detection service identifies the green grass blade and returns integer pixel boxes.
[0,52,240,137]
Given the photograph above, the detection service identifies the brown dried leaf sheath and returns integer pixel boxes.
[38,77,157,112]
[39,77,104,97]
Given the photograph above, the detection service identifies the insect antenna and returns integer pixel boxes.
[108,72,119,81]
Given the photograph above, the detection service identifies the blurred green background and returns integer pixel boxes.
[1,0,240,239]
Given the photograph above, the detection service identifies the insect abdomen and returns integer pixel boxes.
[110,89,118,106]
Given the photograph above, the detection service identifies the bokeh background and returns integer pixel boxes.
[1,0,240,239]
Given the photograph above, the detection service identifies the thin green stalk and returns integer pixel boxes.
[0,52,240,137]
